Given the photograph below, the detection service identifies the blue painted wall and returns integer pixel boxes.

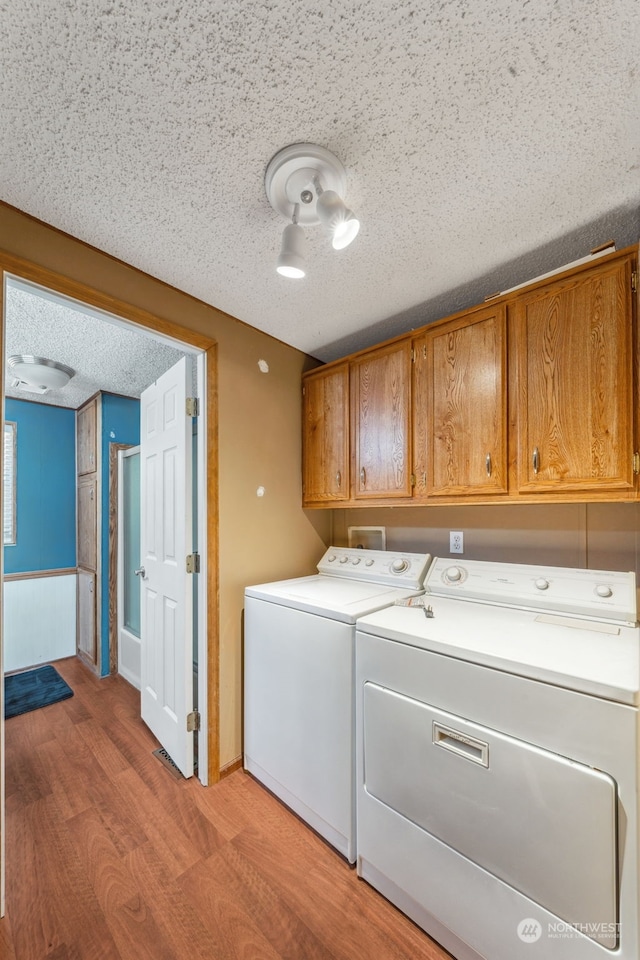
[4,398,76,574]
[100,394,140,676]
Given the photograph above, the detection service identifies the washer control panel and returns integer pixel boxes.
[319,547,432,589]
[425,557,638,624]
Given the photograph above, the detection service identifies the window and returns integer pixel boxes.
[3,421,16,545]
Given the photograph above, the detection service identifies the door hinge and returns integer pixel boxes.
[632,271,638,294]
[186,552,200,573]
[186,710,201,733]
[410,348,416,363]
[186,397,200,417]
[410,473,416,487]
[633,452,640,475]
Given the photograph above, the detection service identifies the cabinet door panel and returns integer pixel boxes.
[77,571,97,665]
[302,364,349,503]
[77,476,97,570]
[352,341,412,499]
[415,305,507,497]
[77,399,97,476]
[513,257,634,493]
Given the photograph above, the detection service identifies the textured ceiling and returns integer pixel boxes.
[1,1,639,362]
[5,280,187,409]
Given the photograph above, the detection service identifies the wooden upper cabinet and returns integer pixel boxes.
[302,363,349,504]
[414,304,508,498]
[351,340,412,499]
[511,254,636,494]
[77,398,97,476]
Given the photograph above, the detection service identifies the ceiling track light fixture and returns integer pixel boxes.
[265,143,360,279]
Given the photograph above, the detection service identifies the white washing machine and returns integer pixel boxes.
[356,557,640,959]
[244,546,432,863]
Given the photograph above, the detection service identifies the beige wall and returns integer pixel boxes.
[216,325,331,763]
[0,202,331,770]
[333,501,640,578]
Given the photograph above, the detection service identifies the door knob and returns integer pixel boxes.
[134,566,146,579]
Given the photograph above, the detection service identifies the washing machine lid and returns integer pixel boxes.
[245,574,425,623]
[357,597,640,704]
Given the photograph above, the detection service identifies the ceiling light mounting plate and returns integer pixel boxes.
[265,143,348,226]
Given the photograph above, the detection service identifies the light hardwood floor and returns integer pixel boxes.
[2,656,452,960]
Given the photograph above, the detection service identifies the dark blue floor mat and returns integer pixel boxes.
[5,664,73,719]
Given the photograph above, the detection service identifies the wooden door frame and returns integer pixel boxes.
[0,251,220,785]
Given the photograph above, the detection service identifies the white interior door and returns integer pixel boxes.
[140,356,194,778]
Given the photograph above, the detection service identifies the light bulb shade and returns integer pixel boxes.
[7,355,75,390]
[276,222,307,278]
[332,211,360,250]
[316,190,360,250]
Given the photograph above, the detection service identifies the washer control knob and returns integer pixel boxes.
[391,558,409,573]
[339,556,349,564]
[535,578,550,590]
[365,559,375,567]
[446,566,462,582]
[596,584,613,598]
[327,555,336,562]
[352,558,361,565]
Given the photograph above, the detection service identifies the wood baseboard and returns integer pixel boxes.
[219,757,243,779]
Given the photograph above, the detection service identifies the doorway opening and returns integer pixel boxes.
[1,269,216,784]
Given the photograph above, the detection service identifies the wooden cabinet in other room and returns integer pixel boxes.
[77,475,97,570]
[510,254,636,496]
[77,397,97,476]
[76,394,101,672]
[77,570,96,664]
[302,363,349,505]
[413,304,508,498]
[351,340,412,499]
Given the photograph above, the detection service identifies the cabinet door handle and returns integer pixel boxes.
[485,453,492,478]
[335,471,341,488]
[360,467,366,488]
[533,447,540,475]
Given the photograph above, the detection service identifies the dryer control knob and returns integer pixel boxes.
[391,558,409,573]
[352,558,361,565]
[446,566,462,582]
[535,578,550,590]
[339,556,349,564]
[596,584,613,598]
[365,559,375,567]
[327,555,336,562]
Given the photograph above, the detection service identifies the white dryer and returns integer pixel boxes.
[244,546,432,863]
[356,557,640,959]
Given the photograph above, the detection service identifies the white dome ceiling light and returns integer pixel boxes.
[8,355,75,394]
[265,143,360,279]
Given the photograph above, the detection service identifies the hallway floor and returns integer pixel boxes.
[2,657,451,960]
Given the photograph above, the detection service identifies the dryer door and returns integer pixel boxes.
[363,682,618,948]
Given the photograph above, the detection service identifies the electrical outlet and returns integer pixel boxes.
[450,531,464,554]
